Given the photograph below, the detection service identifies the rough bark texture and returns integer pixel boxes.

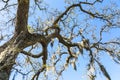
[0,0,30,79]
[15,0,29,35]
[0,44,19,80]
[0,33,43,80]
[0,0,114,80]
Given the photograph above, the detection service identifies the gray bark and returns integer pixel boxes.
[0,0,30,79]
[0,43,19,80]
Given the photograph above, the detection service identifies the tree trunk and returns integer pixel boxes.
[0,0,46,78]
[0,45,18,80]
[0,39,18,80]
[0,0,33,79]
[0,32,45,80]
[0,32,27,80]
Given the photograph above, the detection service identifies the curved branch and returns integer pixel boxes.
[20,50,43,58]
[53,1,103,25]
[2,0,9,3]
[53,3,80,25]
[57,34,78,47]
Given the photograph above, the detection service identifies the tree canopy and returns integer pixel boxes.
[0,0,120,80]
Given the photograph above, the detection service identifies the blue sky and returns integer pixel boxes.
[1,0,120,80]
[44,0,120,80]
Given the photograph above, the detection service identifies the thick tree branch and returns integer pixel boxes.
[15,0,29,35]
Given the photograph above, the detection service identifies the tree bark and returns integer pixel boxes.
[0,43,19,80]
[15,0,29,35]
[0,0,30,79]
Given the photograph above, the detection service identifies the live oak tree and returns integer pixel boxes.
[0,0,120,80]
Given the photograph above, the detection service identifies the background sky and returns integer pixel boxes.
[44,0,120,80]
[1,0,120,80]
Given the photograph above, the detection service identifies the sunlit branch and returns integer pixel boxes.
[44,26,60,35]
[57,34,78,47]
